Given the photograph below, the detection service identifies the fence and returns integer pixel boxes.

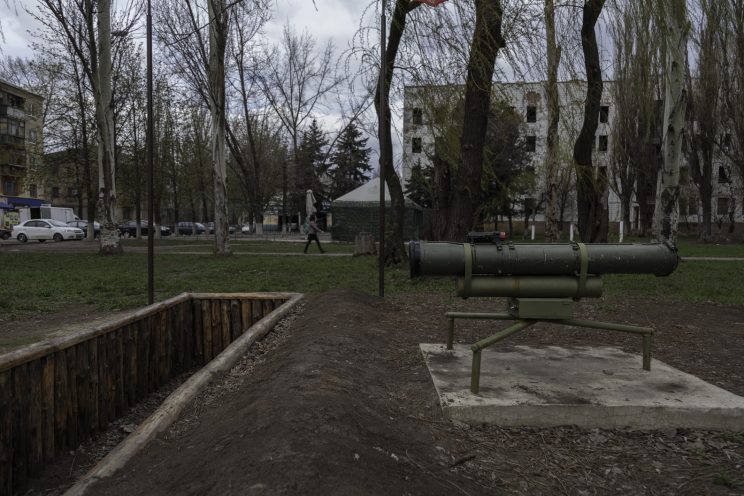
[0,292,294,495]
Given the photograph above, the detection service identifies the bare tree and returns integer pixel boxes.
[259,24,341,233]
[209,0,230,255]
[608,1,662,235]
[443,0,505,241]
[34,0,128,253]
[653,0,689,243]
[573,0,608,243]
[156,0,234,254]
[543,0,561,241]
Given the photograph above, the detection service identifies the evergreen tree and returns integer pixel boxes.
[295,119,329,210]
[329,122,372,198]
[404,163,433,208]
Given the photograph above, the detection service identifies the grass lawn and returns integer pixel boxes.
[122,239,354,254]
[2,248,743,322]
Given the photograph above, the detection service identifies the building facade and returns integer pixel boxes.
[0,80,44,198]
[402,81,744,235]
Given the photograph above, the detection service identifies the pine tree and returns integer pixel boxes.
[329,122,372,198]
[295,119,329,208]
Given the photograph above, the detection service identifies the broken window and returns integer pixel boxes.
[412,108,423,126]
[599,106,609,123]
[598,135,608,152]
[526,135,537,153]
[412,137,422,154]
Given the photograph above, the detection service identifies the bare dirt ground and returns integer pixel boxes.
[49,288,742,496]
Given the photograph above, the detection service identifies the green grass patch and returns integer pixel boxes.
[0,252,448,321]
[604,260,744,305]
[2,252,741,322]
[122,239,354,254]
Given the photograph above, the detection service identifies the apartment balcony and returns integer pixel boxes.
[0,162,25,177]
[0,134,25,147]
[0,105,25,120]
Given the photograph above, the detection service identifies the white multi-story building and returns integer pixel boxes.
[402,81,744,234]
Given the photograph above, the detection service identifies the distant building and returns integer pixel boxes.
[402,81,614,231]
[0,79,44,198]
[403,81,744,234]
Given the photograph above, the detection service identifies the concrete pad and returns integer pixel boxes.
[420,344,744,430]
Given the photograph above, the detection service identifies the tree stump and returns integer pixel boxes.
[354,232,377,257]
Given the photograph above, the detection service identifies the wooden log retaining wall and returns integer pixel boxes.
[0,292,293,495]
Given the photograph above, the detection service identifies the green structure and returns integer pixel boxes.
[409,240,680,394]
[331,180,423,242]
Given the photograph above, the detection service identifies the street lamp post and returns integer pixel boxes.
[146,0,154,305]
[378,0,387,298]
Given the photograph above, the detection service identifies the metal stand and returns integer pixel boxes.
[445,305,654,394]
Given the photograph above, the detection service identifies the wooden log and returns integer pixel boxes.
[183,301,194,370]
[171,305,184,375]
[262,299,273,321]
[64,346,78,450]
[201,300,213,363]
[74,338,91,443]
[65,294,305,496]
[252,300,262,325]
[211,300,222,357]
[53,350,68,454]
[221,301,231,348]
[11,363,28,489]
[88,339,99,436]
[113,330,125,418]
[136,319,150,399]
[97,335,110,430]
[0,370,13,495]
[148,315,160,391]
[158,311,169,385]
[124,325,137,407]
[27,360,43,477]
[240,301,252,332]
[230,300,242,341]
[192,300,203,366]
[0,292,192,374]
[40,356,55,464]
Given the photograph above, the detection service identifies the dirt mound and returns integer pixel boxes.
[88,289,743,495]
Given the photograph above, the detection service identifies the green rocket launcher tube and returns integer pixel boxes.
[409,241,679,278]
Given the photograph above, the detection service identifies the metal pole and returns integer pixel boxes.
[146,0,154,305]
[378,0,387,298]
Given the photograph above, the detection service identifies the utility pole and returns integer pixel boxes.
[147,0,154,304]
[378,0,387,297]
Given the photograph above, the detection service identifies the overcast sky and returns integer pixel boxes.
[0,0,404,170]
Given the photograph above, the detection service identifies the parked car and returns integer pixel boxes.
[0,228,10,240]
[67,220,101,238]
[118,220,172,238]
[12,219,84,242]
[204,222,236,235]
[176,221,206,235]
[241,224,254,234]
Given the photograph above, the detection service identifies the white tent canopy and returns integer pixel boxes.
[333,178,391,203]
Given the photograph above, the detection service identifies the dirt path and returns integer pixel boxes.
[80,289,743,496]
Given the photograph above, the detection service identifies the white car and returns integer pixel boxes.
[13,219,85,243]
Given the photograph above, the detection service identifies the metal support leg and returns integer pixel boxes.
[471,350,481,393]
[642,333,653,371]
[447,317,455,350]
[470,320,534,394]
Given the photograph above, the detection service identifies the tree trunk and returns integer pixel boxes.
[209,0,231,256]
[93,0,121,254]
[543,0,561,242]
[444,0,505,241]
[652,0,687,244]
[374,0,421,263]
[573,0,607,243]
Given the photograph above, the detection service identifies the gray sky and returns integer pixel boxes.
[0,0,373,58]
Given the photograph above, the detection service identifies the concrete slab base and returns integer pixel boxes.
[420,344,744,430]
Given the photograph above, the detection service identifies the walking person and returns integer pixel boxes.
[303,214,325,254]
